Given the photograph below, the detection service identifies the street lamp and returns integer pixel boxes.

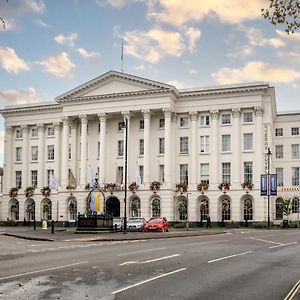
[121,117,128,234]
[267,147,272,227]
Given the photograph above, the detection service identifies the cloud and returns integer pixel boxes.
[188,68,198,75]
[278,51,300,63]
[212,61,300,84]
[34,18,50,28]
[39,52,75,78]
[0,87,41,105]
[77,48,101,61]
[227,45,253,59]
[276,30,300,41]
[97,0,140,8]
[147,0,266,26]
[54,33,78,48]
[185,27,201,52]
[0,47,29,73]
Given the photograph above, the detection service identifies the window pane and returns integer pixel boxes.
[276,168,283,186]
[243,112,253,123]
[222,163,231,183]
[222,135,231,152]
[180,164,188,184]
[180,137,188,154]
[243,133,253,151]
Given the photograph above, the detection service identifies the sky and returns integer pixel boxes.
[0,0,300,166]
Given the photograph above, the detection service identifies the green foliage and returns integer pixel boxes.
[173,222,186,228]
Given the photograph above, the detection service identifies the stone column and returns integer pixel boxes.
[37,123,45,188]
[70,120,77,183]
[143,109,151,185]
[54,122,61,187]
[232,108,241,189]
[163,108,172,187]
[189,111,198,187]
[122,111,131,182]
[79,114,87,187]
[61,117,69,188]
[255,107,264,185]
[210,110,219,189]
[21,125,29,189]
[3,125,13,193]
[98,113,107,187]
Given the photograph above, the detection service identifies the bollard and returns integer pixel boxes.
[51,220,54,234]
[34,219,36,231]
[42,220,47,230]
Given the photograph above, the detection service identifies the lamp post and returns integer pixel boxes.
[267,147,272,227]
[121,118,128,234]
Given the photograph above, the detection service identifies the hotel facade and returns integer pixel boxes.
[0,71,299,225]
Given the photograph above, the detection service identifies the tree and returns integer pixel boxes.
[280,198,292,220]
[0,0,9,29]
[262,0,300,34]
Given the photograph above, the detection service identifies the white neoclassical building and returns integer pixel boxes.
[0,70,299,225]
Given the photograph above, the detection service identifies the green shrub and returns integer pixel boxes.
[173,222,186,228]
[253,222,268,228]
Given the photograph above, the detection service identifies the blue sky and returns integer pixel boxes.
[0,0,300,165]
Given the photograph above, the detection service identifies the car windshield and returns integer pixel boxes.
[149,218,164,222]
[128,219,143,223]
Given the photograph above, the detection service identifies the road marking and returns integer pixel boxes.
[120,254,180,266]
[208,251,252,263]
[248,237,282,245]
[284,279,300,300]
[112,268,186,294]
[285,232,300,235]
[188,239,229,246]
[118,247,166,257]
[269,242,298,249]
[0,261,88,281]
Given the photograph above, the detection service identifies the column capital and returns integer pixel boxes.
[210,110,219,119]
[189,111,198,121]
[5,125,13,135]
[121,111,131,120]
[70,120,77,129]
[97,113,107,122]
[53,122,61,130]
[232,108,241,118]
[37,123,45,130]
[62,117,69,126]
[79,114,87,124]
[254,106,264,117]
[163,108,173,118]
[21,124,29,134]
[142,109,151,119]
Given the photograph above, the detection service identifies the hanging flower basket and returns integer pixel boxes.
[128,182,138,192]
[218,182,231,192]
[9,187,18,198]
[41,186,51,197]
[24,186,35,198]
[241,181,254,191]
[104,183,117,194]
[66,184,76,195]
[85,183,91,190]
[176,183,188,193]
[197,182,209,193]
[150,181,161,192]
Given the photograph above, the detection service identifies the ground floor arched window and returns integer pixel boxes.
[42,198,52,220]
[276,198,284,220]
[68,197,77,220]
[130,196,141,217]
[177,196,187,221]
[9,198,19,221]
[292,197,299,214]
[243,197,253,221]
[199,198,209,221]
[151,197,161,217]
[26,199,35,221]
[221,197,231,221]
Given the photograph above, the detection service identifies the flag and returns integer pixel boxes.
[89,193,96,212]
[68,168,77,187]
[95,193,101,212]
[136,164,142,185]
[49,170,58,190]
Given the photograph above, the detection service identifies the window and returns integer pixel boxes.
[179,116,188,128]
[200,115,210,126]
[243,112,253,123]
[200,163,209,184]
[292,197,299,214]
[222,135,231,152]
[139,165,144,184]
[139,139,144,156]
[180,164,188,184]
[16,147,22,162]
[221,113,231,125]
[222,162,231,183]
[199,199,209,221]
[31,146,38,161]
[47,169,54,186]
[151,198,161,217]
[16,128,22,139]
[16,171,22,189]
[68,198,77,220]
[47,145,54,160]
[291,127,299,136]
[291,144,299,159]
[275,145,283,159]
[47,127,54,136]
[275,128,283,136]
[159,138,165,154]
[243,133,253,151]
[159,165,164,182]
[221,198,231,221]
[180,137,189,154]
[244,198,253,221]
[292,167,299,186]
[139,120,144,130]
[31,170,38,188]
[130,197,141,217]
[118,140,124,157]
[276,168,283,186]
[200,136,209,153]
[97,142,100,158]
[116,166,123,184]
[244,162,253,182]
[69,144,71,159]
[118,121,123,131]
[159,118,165,129]
[31,128,38,137]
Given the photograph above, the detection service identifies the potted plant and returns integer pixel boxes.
[128,182,138,192]
[104,183,117,194]
[41,186,51,198]
[218,182,231,193]
[150,181,161,192]
[197,182,209,194]
[9,187,18,198]
[24,186,35,198]
[176,183,188,193]
[241,181,254,192]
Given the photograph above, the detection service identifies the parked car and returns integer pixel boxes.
[144,217,169,232]
[127,217,146,231]
[113,217,124,231]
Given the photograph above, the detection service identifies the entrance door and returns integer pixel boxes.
[106,197,120,217]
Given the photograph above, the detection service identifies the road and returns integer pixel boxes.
[0,229,299,300]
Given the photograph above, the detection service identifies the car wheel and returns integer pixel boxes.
[166,228,169,232]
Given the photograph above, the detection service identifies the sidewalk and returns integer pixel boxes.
[0,226,227,242]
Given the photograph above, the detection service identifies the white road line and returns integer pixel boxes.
[269,242,298,249]
[188,239,229,246]
[285,232,300,235]
[0,261,88,281]
[112,268,187,295]
[248,237,282,245]
[284,279,300,300]
[250,235,274,238]
[120,254,180,266]
[117,247,166,257]
[208,251,252,263]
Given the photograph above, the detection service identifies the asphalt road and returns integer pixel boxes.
[0,229,299,300]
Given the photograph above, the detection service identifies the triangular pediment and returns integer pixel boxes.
[56,70,174,101]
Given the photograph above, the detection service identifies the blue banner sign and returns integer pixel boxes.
[261,175,267,196]
[270,174,277,196]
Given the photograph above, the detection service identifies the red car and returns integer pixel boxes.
[144,217,169,232]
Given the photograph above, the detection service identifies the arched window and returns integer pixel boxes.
[130,197,141,217]
[276,198,284,219]
[151,197,161,217]
[243,198,253,221]
[199,198,209,221]
[178,197,187,221]
[68,197,77,220]
[221,198,231,221]
[42,199,52,220]
[292,197,299,213]
[26,199,35,221]
[9,199,19,221]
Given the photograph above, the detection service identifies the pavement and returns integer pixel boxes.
[0,225,228,242]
